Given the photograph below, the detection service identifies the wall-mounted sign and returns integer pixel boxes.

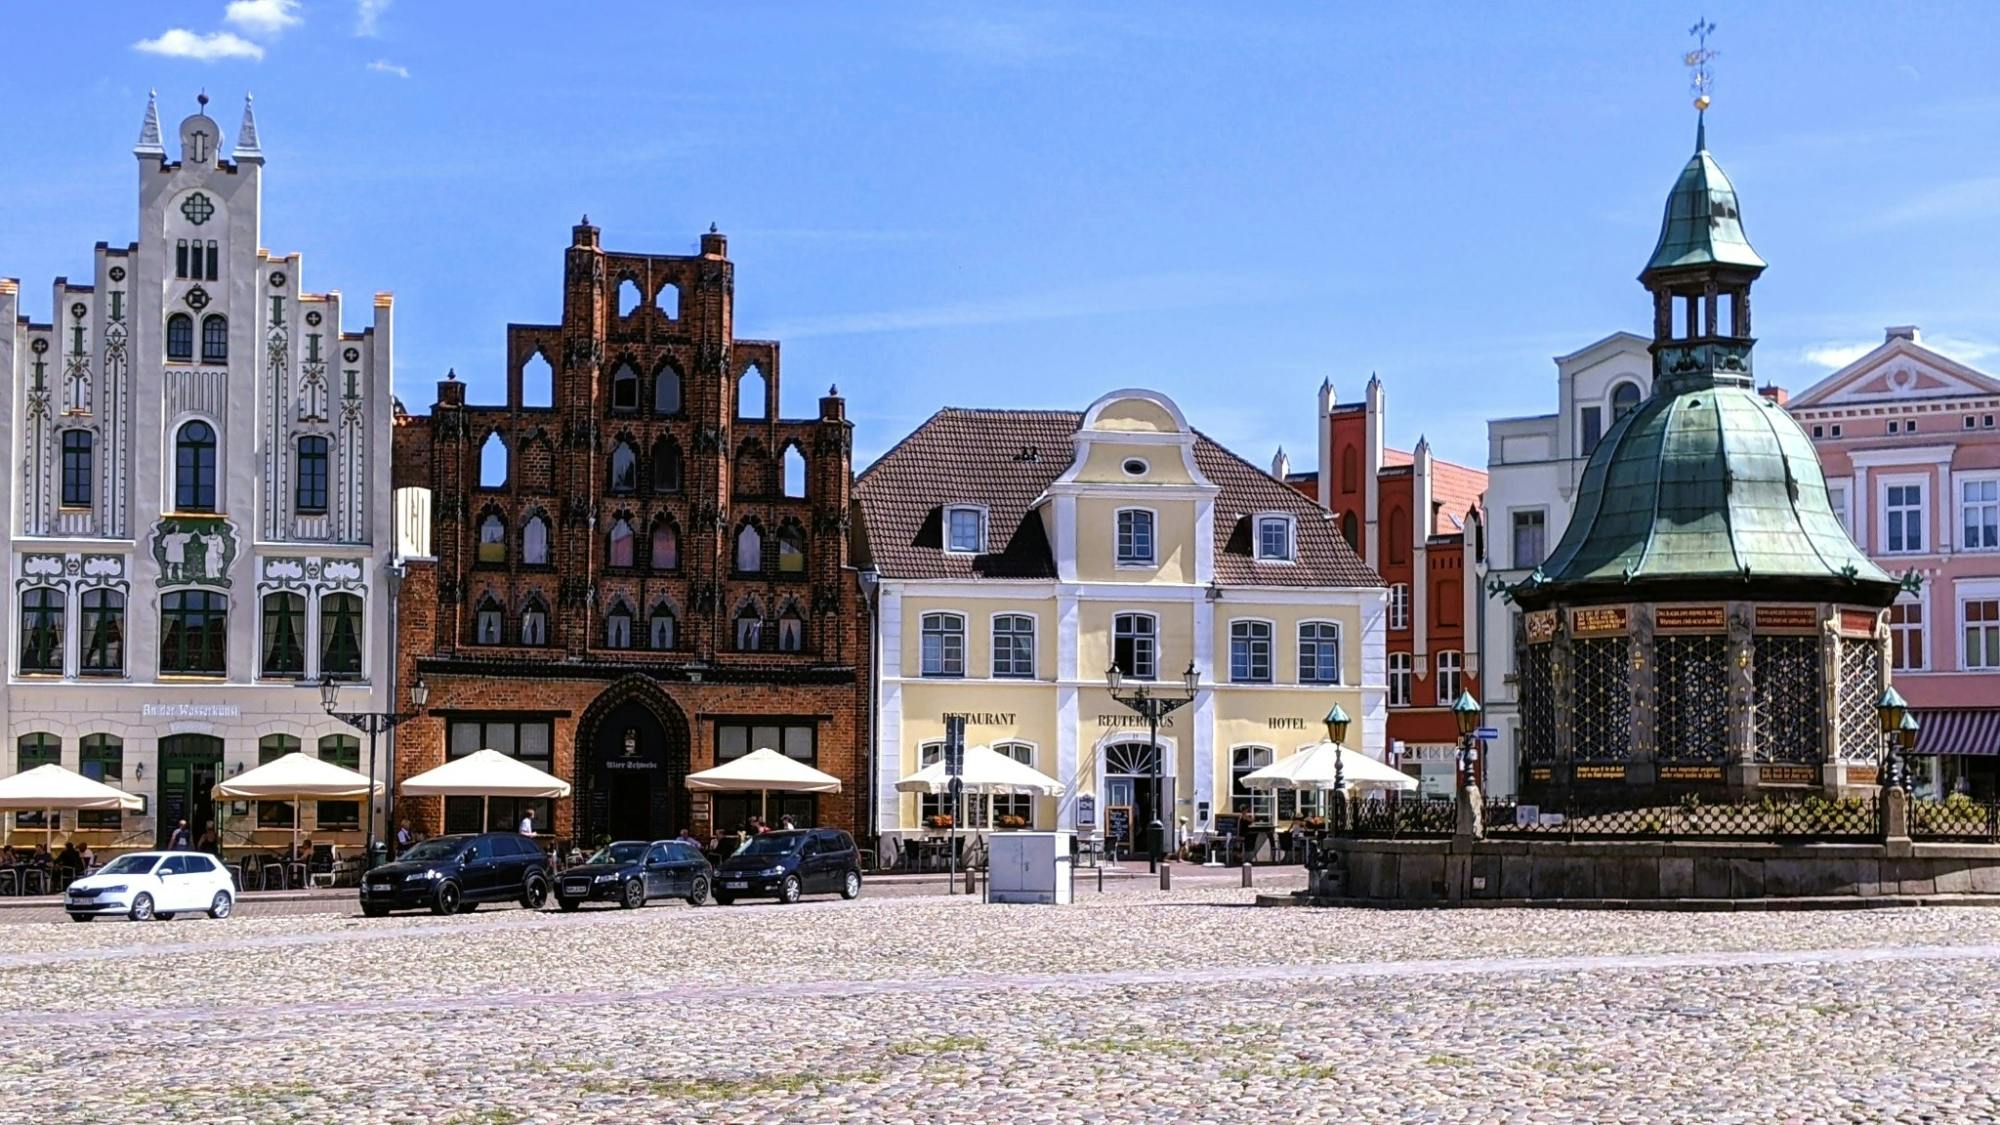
[1526,768,1553,782]
[1756,605,1819,632]
[1524,611,1557,644]
[141,703,241,719]
[1571,606,1629,637]
[1760,765,1817,785]
[1655,605,1726,632]
[1266,717,1306,731]
[940,712,1017,726]
[1096,715,1174,729]
[1075,795,1096,828]
[1575,764,1627,781]
[1846,766,1879,787]
[1839,609,1881,637]
[1658,765,1723,782]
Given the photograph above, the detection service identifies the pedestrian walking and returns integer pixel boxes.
[396,819,415,856]
[169,819,192,850]
[518,809,536,837]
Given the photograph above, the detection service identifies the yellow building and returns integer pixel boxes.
[855,389,1386,855]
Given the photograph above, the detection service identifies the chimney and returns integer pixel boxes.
[1758,384,1789,407]
[701,223,728,258]
[1886,325,1921,344]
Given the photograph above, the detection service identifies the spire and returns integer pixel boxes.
[233,93,263,163]
[134,90,165,158]
[1271,446,1290,478]
[1694,108,1706,154]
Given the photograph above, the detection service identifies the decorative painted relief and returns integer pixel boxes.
[151,517,239,587]
[265,285,292,539]
[338,346,366,543]
[14,552,129,596]
[63,300,92,415]
[102,269,129,537]
[23,337,53,534]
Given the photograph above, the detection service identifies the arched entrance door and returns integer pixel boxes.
[157,734,223,849]
[577,682,690,845]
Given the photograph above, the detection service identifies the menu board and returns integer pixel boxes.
[1106,805,1134,848]
[1571,606,1629,636]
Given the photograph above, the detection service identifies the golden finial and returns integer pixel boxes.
[1685,18,1717,111]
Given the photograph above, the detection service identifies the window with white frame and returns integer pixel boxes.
[1229,620,1272,683]
[1389,584,1410,630]
[1115,509,1155,565]
[1966,598,2000,671]
[921,612,965,677]
[1387,651,1412,707]
[1511,509,1546,569]
[1255,515,1294,561]
[992,614,1035,678]
[944,506,985,554]
[1112,613,1157,680]
[1963,478,2000,551]
[1435,650,1463,705]
[1884,482,1925,554]
[1888,601,1924,671]
[1298,621,1341,684]
[1230,746,1275,823]
[1826,484,1850,535]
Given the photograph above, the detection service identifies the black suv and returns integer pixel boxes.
[713,828,862,905]
[556,839,712,911]
[359,832,552,917]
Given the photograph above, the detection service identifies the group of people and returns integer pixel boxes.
[1,841,96,872]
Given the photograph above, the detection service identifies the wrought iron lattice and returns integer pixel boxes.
[1753,634,1823,763]
[1571,637,1632,762]
[1484,794,1878,841]
[1520,640,1556,765]
[1655,635,1728,763]
[1911,797,2000,842]
[1835,637,1884,762]
[1347,797,1456,839]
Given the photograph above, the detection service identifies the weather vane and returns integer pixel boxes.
[1685,18,1717,111]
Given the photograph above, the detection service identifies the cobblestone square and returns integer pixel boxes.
[4,874,2000,1122]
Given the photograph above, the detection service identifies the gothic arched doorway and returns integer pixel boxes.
[576,679,690,845]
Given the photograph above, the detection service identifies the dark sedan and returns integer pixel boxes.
[556,839,712,911]
[713,828,862,905]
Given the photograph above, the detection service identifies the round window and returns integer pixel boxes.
[1122,458,1148,477]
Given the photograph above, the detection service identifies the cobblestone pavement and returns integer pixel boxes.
[5,872,2000,1122]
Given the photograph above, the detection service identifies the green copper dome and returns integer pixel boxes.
[1515,386,1899,608]
[1643,116,1767,275]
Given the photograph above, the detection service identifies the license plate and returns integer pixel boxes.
[368,883,392,892]
[564,883,589,895]
[724,881,748,890]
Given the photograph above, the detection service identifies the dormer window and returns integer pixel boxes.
[1255,514,1295,562]
[1115,509,1155,565]
[944,506,986,554]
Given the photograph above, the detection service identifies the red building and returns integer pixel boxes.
[1286,376,1486,793]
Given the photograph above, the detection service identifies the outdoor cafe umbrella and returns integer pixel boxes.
[1241,740,1418,798]
[686,748,841,823]
[0,763,145,851]
[400,749,571,833]
[895,744,1065,829]
[212,751,382,861]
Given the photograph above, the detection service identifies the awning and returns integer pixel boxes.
[1914,709,2000,757]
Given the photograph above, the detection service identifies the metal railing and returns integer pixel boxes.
[1911,797,2000,843]
[1483,795,1879,842]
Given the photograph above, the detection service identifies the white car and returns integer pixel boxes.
[65,850,236,922]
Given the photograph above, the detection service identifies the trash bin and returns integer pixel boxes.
[369,841,388,871]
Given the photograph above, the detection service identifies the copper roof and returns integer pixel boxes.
[856,408,1379,587]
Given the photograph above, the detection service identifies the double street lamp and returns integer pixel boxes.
[1106,660,1199,873]
[322,674,429,864]
[1322,703,1350,831]
[1875,687,1920,795]
[1451,691,1483,796]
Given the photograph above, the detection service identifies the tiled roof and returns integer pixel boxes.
[1428,460,1487,537]
[856,408,1378,588]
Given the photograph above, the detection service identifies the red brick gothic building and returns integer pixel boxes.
[392,220,868,845]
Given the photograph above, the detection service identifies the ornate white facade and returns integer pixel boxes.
[0,94,397,850]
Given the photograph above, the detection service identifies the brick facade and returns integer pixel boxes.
[392,221,869,848]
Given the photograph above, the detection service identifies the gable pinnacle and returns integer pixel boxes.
[233,93,264,162]
[135,90,165,157]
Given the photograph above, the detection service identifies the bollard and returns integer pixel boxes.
[1159,865,1171,892]
[1241,862,1253,889]
[1097,864,1104,894]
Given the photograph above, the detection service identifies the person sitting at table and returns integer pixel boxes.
[31,843,53,867]
[76,842,96,870]
[0,845,16,866]
[55,842,81,872]
[288,835,313,863]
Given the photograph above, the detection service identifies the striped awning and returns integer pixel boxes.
[1914,709,2000,757]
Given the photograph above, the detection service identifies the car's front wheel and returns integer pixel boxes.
[556,897,580,912]
[431,881,461,916]
[68,914,92,923]
[713,890,734,906]
[621,878,646,910]
[779,875,803,905]
[362,905,390,918]
[128,893,155,922]
[841,870,862,900]
[522,876,549,910]
[687,875,710,907]
[208,891,233,919]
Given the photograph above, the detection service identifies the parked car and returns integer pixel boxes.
[556,839,712,911]
[358,832,551,917]
[713,828,862,905]
[65,851,235,923]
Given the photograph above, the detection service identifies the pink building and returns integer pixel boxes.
[1786,326,2000,795]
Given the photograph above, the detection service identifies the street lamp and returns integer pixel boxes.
[1897,713,1921,795]
[1875,686,1909,795]
[1322,703,1351,835]
[1451,691,1482,796]
[1106,659,1200,873]
[324,674,429,865]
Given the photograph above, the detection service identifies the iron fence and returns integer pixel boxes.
[1910,797,2000,843]
[1482,795,1880,842]
[1344,796,1457,839]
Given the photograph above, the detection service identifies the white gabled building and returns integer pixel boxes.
[0,94,399,853]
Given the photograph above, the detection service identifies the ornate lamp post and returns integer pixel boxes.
[1322,703,1350,831]
[1875,686,1909,796]
[1897,712,1921,795]
[1106,660,1199,873]
[323,674,429,864]
[1451,691,1482,796]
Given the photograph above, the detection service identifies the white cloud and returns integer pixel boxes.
[356,0,391,36]
[1802,342,1875,369]
[761,271,1284,339]
[1926,335,1999,365]
[133,29,266,62]
[1872,175,2000,228]
[367,58,410,78]
[223,0,301,37]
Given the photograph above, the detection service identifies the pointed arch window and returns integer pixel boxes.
[777,605,805,652]
[520,351,553,409]
[521,514,550,566]
[479,431,508,489]
[475,595,503,645]
[654,362,683,415]
[80,590,125,676]
[320,592,364,680]
[260,591,305,678]
[735,523,764,574]
[649,602,677,650]
[737,363,767,419]
[605,600,634,650]
[610,362,639,411]
[651,435,682,493]
[607,517,636,568]
[166,314,194,362]
[609,440,638,494]
[735,602,764,651]
[477,513,507,564]
[782,445,807,498]
[777,522,806,574]
[201,314,228,363]
[649,517,679,570]
[520,596,548,646]
[175,420,218,511]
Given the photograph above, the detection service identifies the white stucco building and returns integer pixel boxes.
[1474,333,1654,796]
[0,94,398,852]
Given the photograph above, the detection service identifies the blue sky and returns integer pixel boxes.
[5,2,1998,471]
